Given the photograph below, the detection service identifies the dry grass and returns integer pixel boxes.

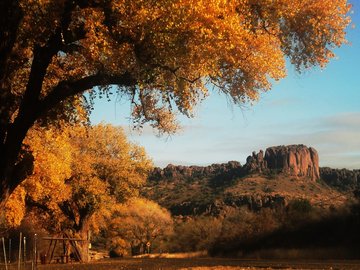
[178,267,274,270]
[134,251,208,259]
[225,174,348,207]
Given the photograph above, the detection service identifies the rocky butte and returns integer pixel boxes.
[151,144,321,182]
[246,144,320,181]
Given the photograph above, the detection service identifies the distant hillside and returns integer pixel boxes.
[320,167,360,191]
[142,145,357,216]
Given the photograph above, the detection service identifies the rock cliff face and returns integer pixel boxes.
[244,150,267,173]
[149,161,243,182]
[150,144,321,182]
[244,145,320,180]
[264,145,320,181]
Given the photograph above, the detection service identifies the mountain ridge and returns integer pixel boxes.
[142,144,359,217]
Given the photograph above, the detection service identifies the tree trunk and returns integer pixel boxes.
[0,183,11,211]
[0,0,22,148]
[77,236,89,262]
[0,166,20,211]
[0,148,34,211]
[74,221,90,262]
[131,244,141,256]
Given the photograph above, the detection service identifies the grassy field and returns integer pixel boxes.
[29,257,360,270]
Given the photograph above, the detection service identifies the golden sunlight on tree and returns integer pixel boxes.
[3,126,72,228]
[0,0,351,205]
[3,188,26,229]
[108,198,173,256]
[23,124,152,261]
[69,124,153,203]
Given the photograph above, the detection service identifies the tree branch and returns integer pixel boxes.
[10,148,34,192]
[1,0,78,179]
[59,201,79,230]
[39,72,136,116]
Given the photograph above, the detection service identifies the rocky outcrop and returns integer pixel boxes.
[246,145,320,181]
[245,150,267,173]
[320,167,360,190]
[264,145,320,180]
[149,161,243,182]
[151,145,321,183]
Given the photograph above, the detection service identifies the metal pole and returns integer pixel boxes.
[23,236,26,269]
[87,230,91,262]
[34,234,37,270]
[2,237,8,270]
[18,232,22,270]
[9,239,11,264]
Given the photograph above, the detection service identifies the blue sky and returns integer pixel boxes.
[91,3,360,169]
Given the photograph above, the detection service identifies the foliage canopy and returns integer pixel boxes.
[0,0,351,205]
[4,124,152,235]
[109,197,173,255]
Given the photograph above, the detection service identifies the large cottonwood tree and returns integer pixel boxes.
[0,0,351,206]
[14,124,151,261]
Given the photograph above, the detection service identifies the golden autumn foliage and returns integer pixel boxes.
[3,188,26,228]
[58,124,153,236]
[108,197,173,255]
[0,0,351,205]
[3,125,72,228]
[69,124,152,203]
[4,124,152,235]
[8,0,351,128]
[25,126,72,203]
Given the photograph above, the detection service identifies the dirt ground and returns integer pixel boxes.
[29,257,360,270]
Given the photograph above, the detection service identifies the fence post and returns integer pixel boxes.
[2,237,8,270]
[23,236,26,269]
[34,234,37,270]
[18,232,22,270]
[9,239,11,264]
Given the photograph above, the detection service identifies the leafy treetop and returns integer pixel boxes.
[2,0,351,134]
[0,0,351,205]
[4,124,152,233]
